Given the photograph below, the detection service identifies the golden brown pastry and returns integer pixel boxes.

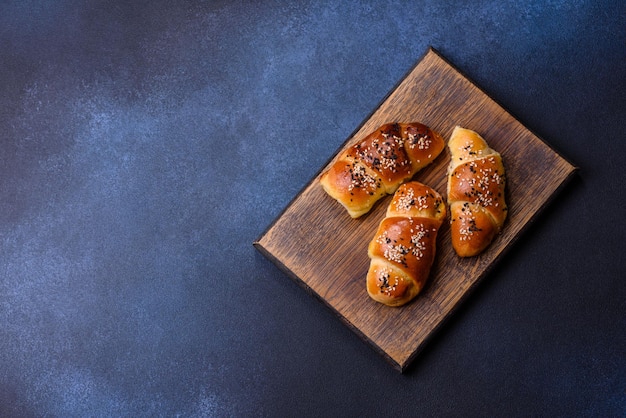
[366,181,446,307]
[320,122,445,218]
[447,126,507,257]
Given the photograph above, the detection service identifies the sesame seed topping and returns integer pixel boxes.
[376,221,430,264]
[454,158,505,208]
[376,267,398,295]
[354,135,408,175]
[394,188,432,212]
[347,163,379,192]
[408,132,432,150]
[454,211,483,240]
[410,223,428,258]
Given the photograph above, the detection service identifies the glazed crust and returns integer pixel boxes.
[366,182,446,307]
[447,126,507,257]
[320,122,444,218]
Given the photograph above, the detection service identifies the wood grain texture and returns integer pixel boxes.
[254,47,577,372]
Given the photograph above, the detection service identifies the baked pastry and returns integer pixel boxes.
[320,122,445,218]
[447,126,507,257]
[366,181,446,307]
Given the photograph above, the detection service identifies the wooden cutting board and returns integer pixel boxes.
[254,47,577,372]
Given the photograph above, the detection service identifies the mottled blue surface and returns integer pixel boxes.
[0,1,624,416]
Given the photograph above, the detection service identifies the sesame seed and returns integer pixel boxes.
[407,133,432,150]
[410,224,428,258]
[377,222,430,263]
[348,164,379,192]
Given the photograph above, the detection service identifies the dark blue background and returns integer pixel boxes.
[1,1,624,416]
